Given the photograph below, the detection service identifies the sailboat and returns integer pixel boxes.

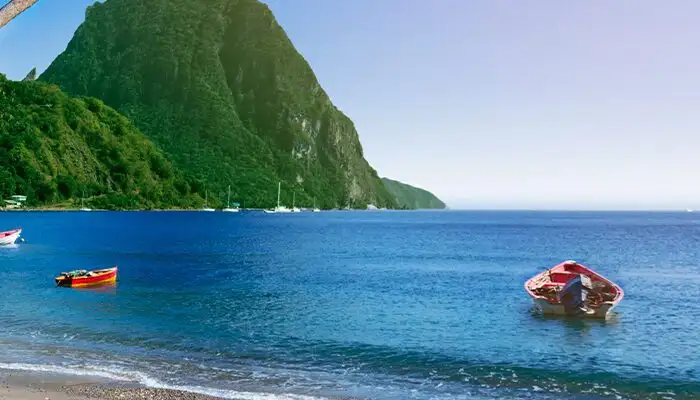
[201,189,215,212]
[264,182,291,213]
[291,192,301,213]
[222,185,240,212]
[312,197,320,212]
[80,190,92,212]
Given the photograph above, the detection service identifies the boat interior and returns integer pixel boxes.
[59,268,114,278]
[528,262,620,307]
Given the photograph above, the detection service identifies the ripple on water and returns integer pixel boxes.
[0,211,699,399]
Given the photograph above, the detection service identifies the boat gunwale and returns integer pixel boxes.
[0,228,21,237]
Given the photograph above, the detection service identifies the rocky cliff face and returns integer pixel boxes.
[41,0,396,209]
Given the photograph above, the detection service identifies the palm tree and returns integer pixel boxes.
[0,0,39,30]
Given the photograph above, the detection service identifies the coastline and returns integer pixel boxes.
[0,208,399,212]
[0,370,223,400]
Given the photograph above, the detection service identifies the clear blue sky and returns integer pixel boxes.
[1,0,699,210]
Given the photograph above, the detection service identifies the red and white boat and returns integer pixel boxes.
[525,260,624,318]
[55,266,118,288]
[0,228,21,245]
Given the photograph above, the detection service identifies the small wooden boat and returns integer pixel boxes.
[0,228,21,245]
[55,266,118,288]
[525,260,623,318]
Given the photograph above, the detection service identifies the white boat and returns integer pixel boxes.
[312,197,320,212]
[80,191,92,212]
[265,182,292,213]
[222,185,240,212]
[201,189,215,212]
[0,228,21,245]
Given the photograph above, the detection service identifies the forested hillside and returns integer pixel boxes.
[0,74,200,209]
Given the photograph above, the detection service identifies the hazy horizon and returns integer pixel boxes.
[2,0,699,210]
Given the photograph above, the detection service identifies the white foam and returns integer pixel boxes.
[0,362,324,400]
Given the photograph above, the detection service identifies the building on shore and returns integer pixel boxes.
[3,195,27,210]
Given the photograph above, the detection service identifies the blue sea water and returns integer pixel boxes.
[0,210,699,399]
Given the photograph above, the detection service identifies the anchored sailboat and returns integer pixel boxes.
[80,190,92,212]
[201,189,215,212]
[264,182,291,213]
[291,191,300,213]
[222,185,240,212]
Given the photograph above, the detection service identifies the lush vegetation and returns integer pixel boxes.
[382,178,446,210]
[40,0,398,210]
[0,74,202,209]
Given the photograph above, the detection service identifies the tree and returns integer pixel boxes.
[0,169,15,198]
[0,0,39,30]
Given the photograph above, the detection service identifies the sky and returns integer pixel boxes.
[1,1,700,210]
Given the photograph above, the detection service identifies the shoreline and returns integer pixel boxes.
[0,208,405,213]
[0,367,340,400]
[0,369,224,400]
[1,208,262,213]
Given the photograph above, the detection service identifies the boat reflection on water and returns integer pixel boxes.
[528,305,621,339]
[73,281,117,294]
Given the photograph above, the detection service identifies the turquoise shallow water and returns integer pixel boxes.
[0,210,698,399]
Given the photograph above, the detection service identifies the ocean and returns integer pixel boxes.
[0,210,698,399]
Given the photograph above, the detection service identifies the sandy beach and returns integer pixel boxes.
[0,371,222,400]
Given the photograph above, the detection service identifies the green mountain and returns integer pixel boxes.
[381,178,446,210]
[0,73,200,210]
[40,0,396,210]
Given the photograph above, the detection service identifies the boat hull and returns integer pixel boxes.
[530,297,618,318]
[525,260,623,319]
[56,267,118,288]
[222,208,240,213]
[266,207,292,213]
[0,229,21,245]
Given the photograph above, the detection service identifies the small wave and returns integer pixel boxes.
[0,362,324,400]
